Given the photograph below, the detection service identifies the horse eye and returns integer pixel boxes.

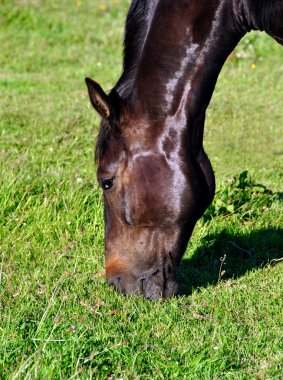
[100,178,115,191]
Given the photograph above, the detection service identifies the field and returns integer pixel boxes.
[0,0,282,378]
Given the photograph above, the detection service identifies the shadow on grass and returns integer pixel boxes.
[177,227,283,296]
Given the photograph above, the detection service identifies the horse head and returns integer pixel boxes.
[85,77,212,299]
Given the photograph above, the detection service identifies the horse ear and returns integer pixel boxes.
[85,77,113,119]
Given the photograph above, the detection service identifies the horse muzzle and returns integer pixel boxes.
[107,269,178,300]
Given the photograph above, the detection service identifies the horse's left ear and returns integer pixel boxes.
[85,77,114,119]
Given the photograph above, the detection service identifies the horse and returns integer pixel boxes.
[85,0,283,299]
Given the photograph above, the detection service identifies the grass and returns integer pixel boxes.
[0,0,282,378]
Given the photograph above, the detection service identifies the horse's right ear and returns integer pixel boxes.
[85,77,114,119]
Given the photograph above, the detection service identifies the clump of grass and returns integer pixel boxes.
[203,170,280,222]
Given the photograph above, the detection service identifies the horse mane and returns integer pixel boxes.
[111,0,158,99]
[95,0,158,161]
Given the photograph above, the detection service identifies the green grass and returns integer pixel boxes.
[0,1,282,378]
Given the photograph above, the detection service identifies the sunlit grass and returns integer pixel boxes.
[0,0,282,378]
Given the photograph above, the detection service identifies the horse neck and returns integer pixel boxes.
[130,0,282,124]
[132,1,244,123]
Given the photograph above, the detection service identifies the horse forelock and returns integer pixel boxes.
[95,119,109,163]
